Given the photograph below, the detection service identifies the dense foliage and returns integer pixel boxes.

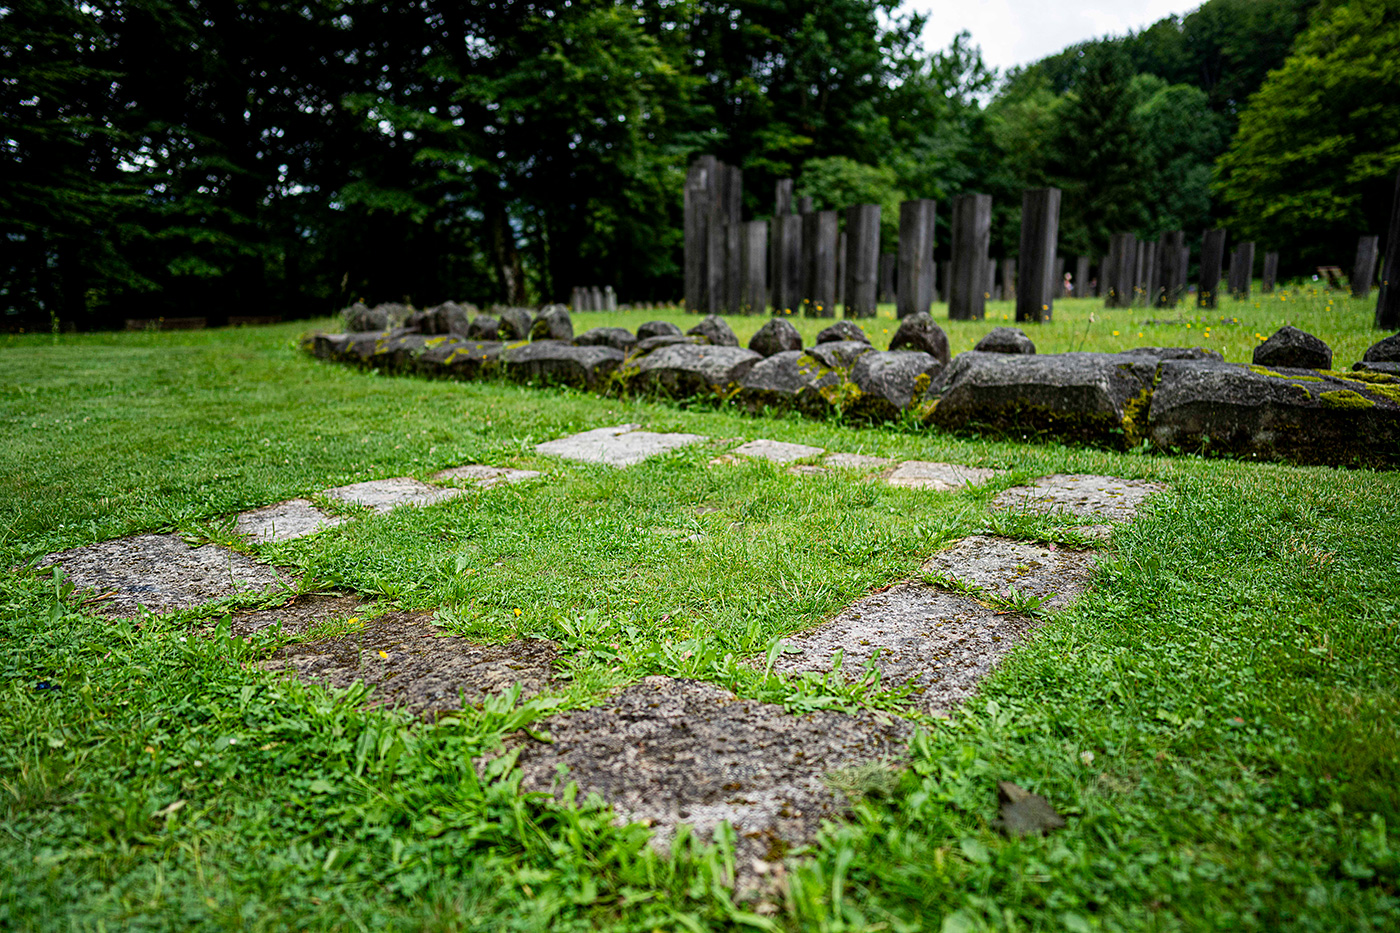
[2,0,1394,327]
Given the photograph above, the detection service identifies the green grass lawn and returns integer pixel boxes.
[1,291,1397,931]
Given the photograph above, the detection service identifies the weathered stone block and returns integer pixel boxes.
[888,313,949,365]
[734,350,843,415]
[502,341,624,390]
[815,321,870,345]
[974,327,1036,355]
[748,318,803,357]
[686,313,739,347]
[530,305,574,342]
[574,327,637,352]
[1253,325,1331,370]
[846,350,943,421]
[630,343,762,398]
[637,320,683,340]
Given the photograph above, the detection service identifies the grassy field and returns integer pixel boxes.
[1,290,1397,931]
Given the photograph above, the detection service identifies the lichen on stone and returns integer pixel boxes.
[1319,389,1376,410]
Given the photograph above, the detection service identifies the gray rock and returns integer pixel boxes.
[734,350,844,416]
[497,307,532,341]
[574,327,637,352]
[403,309,431,333]
[515,676,910,870]
[535,424,707,467]
[263,614,557,720]
[888,312,950,365]
[308,332,351,360]
[816,321,870,345]
[235,499,345,543]
[466,315,501,341]
[628,334,705,358]
[805,340,873,370]
[430,465,542,487]
[846,350,943,421]
[1253,325,1331,370]
[728,439,826,463]
[422,339,504,379]
[530,305,574,342]
[373,303,411,327]
[324,477,464,512]
[502,341,624,390]
[339,330,430,370]
[921,535,1097,611]
[1117,346,1223,362]
[748,318,804,357]
[1354,361,1400,375]
[42,534,292,618]
[1363,333,1400,363]
[427,301,471,336]
[637,320,683,340]
[1145,359,1400,468]
[974,327,1036,354]
[931,351,1157,446]
[685,314,739,347]
[886,461,1000,492]
[344,302,388,332]
[990,474,1166,524]
[994,781,1066,837]
[630,343,762,398]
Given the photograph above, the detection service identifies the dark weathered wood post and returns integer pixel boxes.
[843,204,881,318]
[770,179,793,314]
[878,253,897,303]
[1106,233,1136,308]
[1230,242,1255,299]
[684,156,718,313]
[897,199,937,318]
[1002,257,1017,302]
[1262,251,1279,294]
[802,210,838,317]
[1142,243,1158,307]
[1158,231,1185,306]
[1133,238,1147,306]
[724,220,742,314]
[1075,256,1090,299]
[1379,171,1400,329]
[741,220,768,315]
[798,196,814,214]
[1353,235,1380,300]
[1018,191,1064,316]
[1199,228,1227,309]
[777,214,803,315]
[836,232,847,306]
[949,193,991,320]
[986,259,998,301]
[1177,247,1190,304]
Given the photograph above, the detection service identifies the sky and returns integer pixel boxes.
[907,0,1205,73]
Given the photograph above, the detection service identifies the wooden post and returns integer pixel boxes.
[948,192,991,320]
[771,179,794,314]
[1053,256,1065,301]
[1143,242,1159,307]
[724,220,742,314]
[878,253,897,303]
[1231,242,1255,299]
[684,156,717,313]
[897,199,937,318]
[741,220,768,315]
[1353,235,1380,300]
[705,214,725,316]
[1199,228,1227,309]
[843,204,881,318]
[1158,231,1185,307]
[987,259,997,301]
[1075,256,1090,300]
[777,214,803,316]
[802,211,838,317]
[798,196,814,214]
[1002,257,1016,302]
[1133,239,1146,306]
[1106,233,1136,308]
[1379,170,1400,329]
[1177,247,1190,305]
[836,232,847,306]
[1262,251,1279,294]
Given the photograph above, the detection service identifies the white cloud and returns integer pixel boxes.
[907,0,1204,73]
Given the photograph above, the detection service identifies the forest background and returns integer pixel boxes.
[3,0,1398,328]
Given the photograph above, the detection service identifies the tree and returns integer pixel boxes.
[1216,0,1400,269]
[1132,75,1226,237]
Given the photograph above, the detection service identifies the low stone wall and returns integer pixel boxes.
[304,310,1400,470]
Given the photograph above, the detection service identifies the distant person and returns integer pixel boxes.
[1063,271,1073,297]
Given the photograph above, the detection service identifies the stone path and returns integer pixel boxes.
[33,419,1169,883]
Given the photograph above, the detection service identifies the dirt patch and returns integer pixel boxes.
[991,474,1167,523]
[516,676,909,876]
[921,535,1098,611]
[260,613,557,718]
[42,534,293,617]
[771,583,1037,713]
[225,592,367,638]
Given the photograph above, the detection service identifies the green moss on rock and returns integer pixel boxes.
[1319,389,1375,410]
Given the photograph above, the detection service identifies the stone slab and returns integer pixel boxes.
[730,439,825,463]
[235,498,346,543]
[886,460,1000,491]
[515,676,910,869]
[535,424,707,467]
[42,534,292,617]
[824,453,893,470]
[323,477,464,513]
[991,474,1166,523]
[261,614,557,719]
[920,535,1097,611]
[430,464,542,488]
[227,592,366,638]
[771,584,1036,714]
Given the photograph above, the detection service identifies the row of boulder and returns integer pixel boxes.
[308,307,1400,469]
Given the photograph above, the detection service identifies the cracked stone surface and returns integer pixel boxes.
[824,453,893,470]
[921,536,1097,611]
[226,592,366,638]
[515,676,910,870]
[323,477,464,513]
[991,474,1167,523]
[260,613,557,718]
[235,499,345,543]
[771,584,1037,713]
[886,460,1001,492]
[430,464,542,487]
[42,534,292,617]
[729,439,825,463]
[535,424,707,467]
[787,465,830,476]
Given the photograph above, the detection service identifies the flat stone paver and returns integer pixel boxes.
[535,424,707,467]
[235,498,345,543]
[42,534,292,617]
[729,439,825,463]
[824,453,893,470]
[430,464,542,487]
[921,535,1097,611]
[323,477,464,513]
[515,676,909,872]
[771,584,1036,714]
[886,460,1001,492]
[261,614,557,719]
[227,591,366,638]
[991,474,1167,523]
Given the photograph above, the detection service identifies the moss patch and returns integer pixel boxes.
[1319,389,1376,410]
